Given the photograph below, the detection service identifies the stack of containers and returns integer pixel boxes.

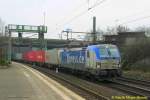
[45,48,61,66]
[23,50,45,63]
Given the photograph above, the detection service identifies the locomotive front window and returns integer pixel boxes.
[108,47,120,57]
[99,47,109,57]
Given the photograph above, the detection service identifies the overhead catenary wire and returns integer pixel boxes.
[88,0,106,10]
[120,15,150,25]
[67,0,106,24]
[115,9,150,25]
[55,1,88,26]
[49,0,107,38]
[87,0,90,10]
[24,34,38,38]
[57,0,107,29]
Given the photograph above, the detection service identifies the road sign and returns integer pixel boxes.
[8,24,47,33]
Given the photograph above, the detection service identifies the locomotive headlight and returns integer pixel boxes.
[118,64,121,68]
[96,62,101,68]
[118,59,121,68]
[97,65,100,68]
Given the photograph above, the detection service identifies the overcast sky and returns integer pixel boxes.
[1,0,150,39]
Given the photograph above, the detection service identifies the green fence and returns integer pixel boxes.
[0,37,9,65]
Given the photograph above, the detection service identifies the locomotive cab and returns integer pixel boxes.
[86,44,121,77]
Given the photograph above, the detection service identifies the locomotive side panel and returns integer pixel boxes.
[60,49,86,71]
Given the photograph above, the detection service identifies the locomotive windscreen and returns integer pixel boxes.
[108,47,120,58]
[99,47,109,58]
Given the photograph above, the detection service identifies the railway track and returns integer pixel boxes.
[117,77,150,88]
[30,65,110,100]
[24,63,150,99]
[106,79,150,98]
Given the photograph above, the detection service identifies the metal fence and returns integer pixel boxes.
[0,37,8,61]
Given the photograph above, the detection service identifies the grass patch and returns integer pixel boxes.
[123,59,150,79]
[123,70,150,81]
[0,59,9,66]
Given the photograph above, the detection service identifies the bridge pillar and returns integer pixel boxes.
[38,33,46,50]
[18,32,22,38]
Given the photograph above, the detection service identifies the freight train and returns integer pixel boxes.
[13,44,122,78]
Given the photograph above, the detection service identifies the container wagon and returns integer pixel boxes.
[23,50,45,65]
[45,48,62,68]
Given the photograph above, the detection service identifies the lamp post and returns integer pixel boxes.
[8,30,11,64]
[92,16,96,44]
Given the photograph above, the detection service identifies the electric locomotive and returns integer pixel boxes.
[60,44,121,77]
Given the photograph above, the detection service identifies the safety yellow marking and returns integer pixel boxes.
[23,71,30,78]
[16,62,85,100]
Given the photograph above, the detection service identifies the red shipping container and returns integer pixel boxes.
[28,51,36,62]
[23,51,35,62]
[34,50,45,63]
[23,50,45,63]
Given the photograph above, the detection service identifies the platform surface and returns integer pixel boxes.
[0,62,84,100]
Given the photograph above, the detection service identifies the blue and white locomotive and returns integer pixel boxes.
[59,44,121,77]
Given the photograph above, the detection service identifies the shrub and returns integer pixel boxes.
[121,38,150,70]
[0,59,8,66]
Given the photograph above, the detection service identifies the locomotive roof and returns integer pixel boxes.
[87,44,116,48]
[61,44,117,51]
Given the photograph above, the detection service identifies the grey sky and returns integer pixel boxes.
[1,0,150,39]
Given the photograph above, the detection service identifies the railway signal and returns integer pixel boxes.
[6,24,48,63]
[61,16,97,44]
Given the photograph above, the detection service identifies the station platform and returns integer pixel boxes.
[0,62,85,100]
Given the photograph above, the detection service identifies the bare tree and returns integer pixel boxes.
[84,25,130,41]
[106,25,130,35]
[83,28,105,41]
[116,25,130,32]
[135,26,150,37]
